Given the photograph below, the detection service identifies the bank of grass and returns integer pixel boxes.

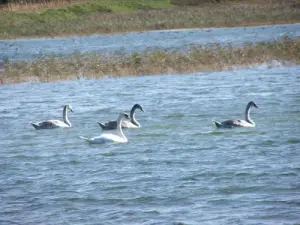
[1,37,299,84]
[0,0,299,39]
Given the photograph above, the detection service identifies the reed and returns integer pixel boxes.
[0,0,299,39]
[1,37,299,84]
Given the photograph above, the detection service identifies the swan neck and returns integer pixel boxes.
[245,104,254,125]
[63,106,71,126]
[117,115,126,138]
[130,106,140,127]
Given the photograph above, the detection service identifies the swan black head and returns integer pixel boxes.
[248,101,258,109]
[132,104,144,112]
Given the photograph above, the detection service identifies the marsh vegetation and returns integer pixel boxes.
[1,0,299,84]
[1,37,299,84]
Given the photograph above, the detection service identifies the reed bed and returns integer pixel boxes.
[0,0,299,39]
[1,37,299,84]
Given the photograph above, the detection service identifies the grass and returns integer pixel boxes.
[1,37,299,84]
[0,0,299,39]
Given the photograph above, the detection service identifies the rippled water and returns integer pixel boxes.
[0,65,299,224]
[1,23,300,61]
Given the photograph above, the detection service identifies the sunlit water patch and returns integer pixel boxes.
[0,65,299,224]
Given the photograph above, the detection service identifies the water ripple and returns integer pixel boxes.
[0,65,300,224]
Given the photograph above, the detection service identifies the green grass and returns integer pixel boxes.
[37,0,173,19]
[0,0,165,28]
[1,37,299,84]
[39,3,111,20]
[0,0,173,38]
[0,0,299,39]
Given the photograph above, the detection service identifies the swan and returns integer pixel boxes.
[98,104,144,130]
[79,112,129,144]
[213,101,258,128]
[31,104,73,129]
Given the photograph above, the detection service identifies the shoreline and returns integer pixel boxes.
[1,0,299,40]
[1,21,299,41]
[1,1,299,84]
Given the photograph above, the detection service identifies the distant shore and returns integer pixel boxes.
[0,0,299,39]
[1,0,300,84]
[1,37,299,84]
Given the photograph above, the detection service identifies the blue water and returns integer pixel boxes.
[1,23,300,61]
[0,65,300,224]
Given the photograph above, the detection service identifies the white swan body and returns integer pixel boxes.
[79,133,127,144]
[122,120,140,128]
[80,112,129,144]
[98,104,144,130]
[213,101,258,128]
[31,105,73,129]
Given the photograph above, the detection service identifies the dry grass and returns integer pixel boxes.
[0,0,299,39]
[1,0,219,12]
[1,0,92,12]
[1,37,299,84]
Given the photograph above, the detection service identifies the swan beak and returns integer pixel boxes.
[70,109,74,112]
[254,104,258,108]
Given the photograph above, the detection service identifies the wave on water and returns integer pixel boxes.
[63,197,98,202]
[165,113,185,118]
[193,130,260,136]
[287,138,300,144]
[0,220,21,225]
[136,133,169,137]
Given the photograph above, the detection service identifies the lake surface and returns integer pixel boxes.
[1,23,300,61]
[0,65,299,224]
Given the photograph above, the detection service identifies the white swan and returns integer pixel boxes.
[80,112,129,144]
[213,101,258,128]
[98,104,144,130]
[31,104,73,129]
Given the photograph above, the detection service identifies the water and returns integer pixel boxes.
[0,65,299,224]
[1,23,300,61]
